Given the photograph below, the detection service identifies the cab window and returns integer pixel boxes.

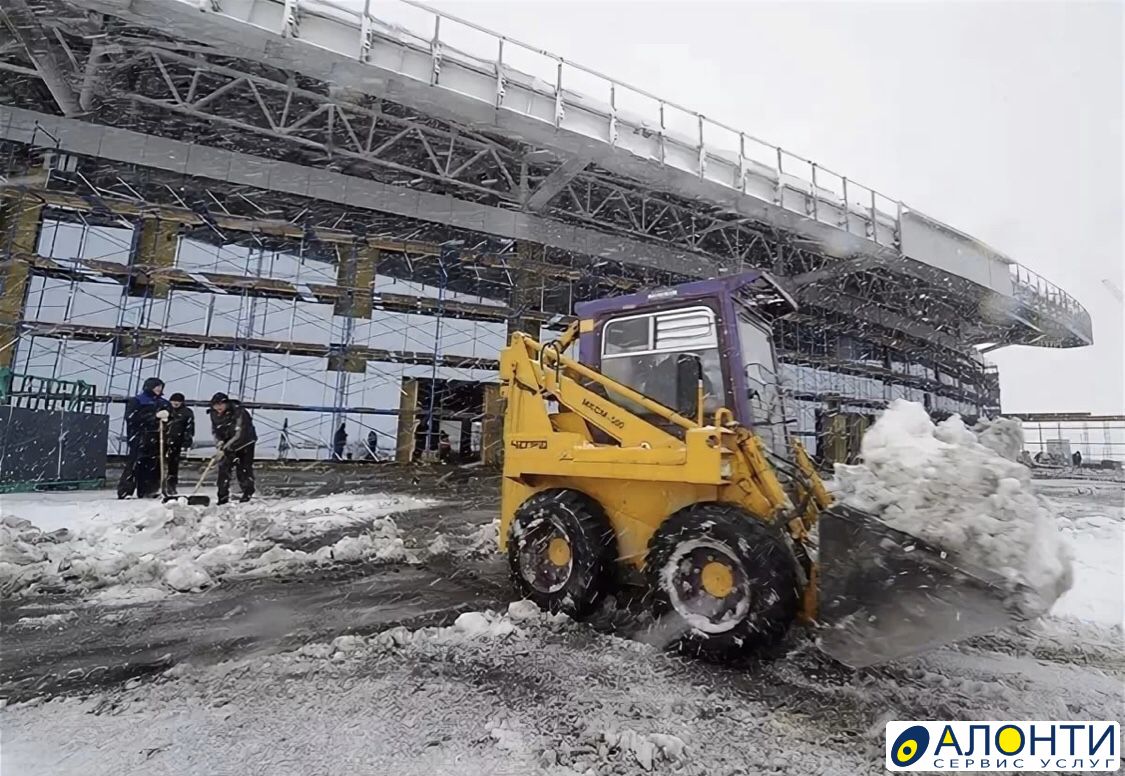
[600,306,725,418]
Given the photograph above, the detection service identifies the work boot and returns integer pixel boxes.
[217,496,229,506]
[239,493,252,503]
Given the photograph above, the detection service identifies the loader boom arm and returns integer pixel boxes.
[499,332,804,526]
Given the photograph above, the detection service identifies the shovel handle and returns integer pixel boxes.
[158,420,167,496]
[189,451,220,497]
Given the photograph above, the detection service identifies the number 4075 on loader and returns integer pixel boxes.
[496,271,1023,668]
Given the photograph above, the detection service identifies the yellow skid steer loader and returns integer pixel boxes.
[497,272,1024,667]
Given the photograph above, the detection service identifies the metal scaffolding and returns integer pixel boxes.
[0,141,1007,462]
[1011,414,1125,465]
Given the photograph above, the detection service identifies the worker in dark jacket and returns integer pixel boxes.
[208,392,257,505]
[164,392,195,495]
[332,422,348,461]
[117,377,170,499]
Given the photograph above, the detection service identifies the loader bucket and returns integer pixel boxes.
[815,503,1024,669]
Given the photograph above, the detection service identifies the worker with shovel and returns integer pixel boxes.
[208,392,257,505]
[117,376,170,499]
[163,393,195,495]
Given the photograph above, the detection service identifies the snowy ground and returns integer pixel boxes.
[1037,479,1123,627]
[1,479,1121,775]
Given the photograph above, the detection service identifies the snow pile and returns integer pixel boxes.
[163,559,212,592]
[834,400,1073,616]
[603,729,687,772]
[426,533,452,557]
[465,518,500,555]
[971,416,1024,461]
[425,519,499,558]
[11,611,77,630]
[296,601,564,661]
[0,493,432,598]
[371,603,559,647]
[450,610,518,639]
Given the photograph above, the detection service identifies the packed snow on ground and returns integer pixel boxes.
[4,596,1121,776]
[1039,479,1124,627]
[0,492,433,598]
[833,400,1073,616]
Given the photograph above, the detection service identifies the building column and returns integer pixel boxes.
[327,242,378,380]
[507,241,544,341]
[395,377,420,463]
[128,216,177,299]
[334,242,377,319]
[114,216,176,359]
[0,198,43,370]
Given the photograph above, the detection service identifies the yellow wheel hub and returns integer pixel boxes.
[547,536,572,567]
[700,560,735,598]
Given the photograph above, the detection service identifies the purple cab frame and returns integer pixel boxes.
[573,271,798,427]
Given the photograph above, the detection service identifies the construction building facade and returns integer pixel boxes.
[0,0,1092,465]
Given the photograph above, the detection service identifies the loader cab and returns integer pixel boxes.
[574,271,797,453]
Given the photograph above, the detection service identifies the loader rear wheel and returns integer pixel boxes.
[645,503,799,661]
[508,489,616,618]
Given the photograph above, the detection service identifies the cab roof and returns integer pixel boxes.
[574,270,798,320]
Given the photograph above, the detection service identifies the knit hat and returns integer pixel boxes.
[169,392,186,403]
[210,392,229,405]
[142,377,164,393]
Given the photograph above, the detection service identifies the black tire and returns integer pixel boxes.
[507,489,616,618]
[644,502,799,660]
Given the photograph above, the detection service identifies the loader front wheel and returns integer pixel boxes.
[508,489,616,618]
[645,503,799,660]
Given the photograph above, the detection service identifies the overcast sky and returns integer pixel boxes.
[426,0,1123,414]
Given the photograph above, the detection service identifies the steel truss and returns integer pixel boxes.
[0,20,1048,352]
[1,25,840,274]
[0,0,1094,353]
[101,43,801,272]
[111,43,529,202]
[10,149,696,293]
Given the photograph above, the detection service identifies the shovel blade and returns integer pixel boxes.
[162,494,211,506]
[815,503,1021,669]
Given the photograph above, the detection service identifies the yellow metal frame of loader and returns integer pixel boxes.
[497,326,833,619]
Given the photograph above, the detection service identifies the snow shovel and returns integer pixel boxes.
[814,503,1027,669]
[164,449,219,507]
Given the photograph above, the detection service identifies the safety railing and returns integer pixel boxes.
[277,0,905,245]
[184,0,1089,338]
[1009,264,1092,338]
